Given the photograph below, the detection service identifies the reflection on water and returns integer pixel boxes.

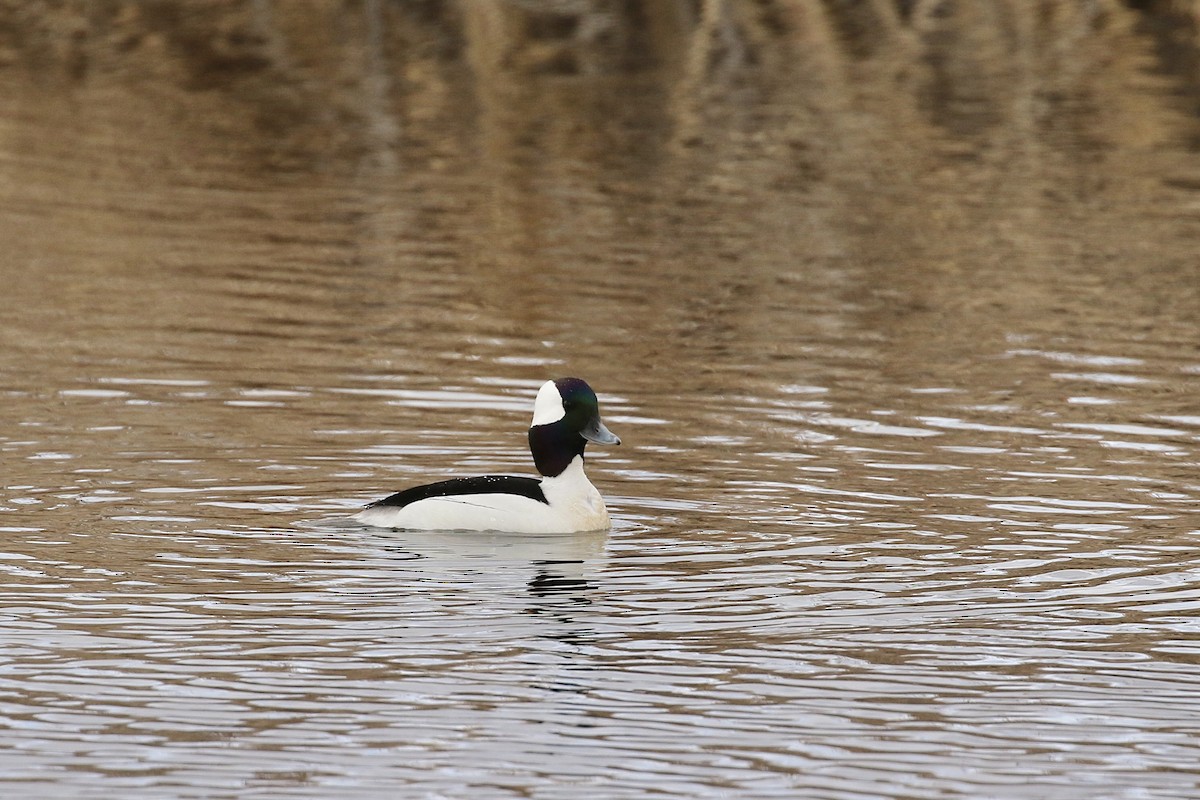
[3,2,1200,798]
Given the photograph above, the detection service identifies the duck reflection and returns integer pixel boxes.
[330,518,610,645]
[528,562,594,601]
[524,559,603,649]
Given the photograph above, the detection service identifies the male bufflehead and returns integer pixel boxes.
[355,378,620,533]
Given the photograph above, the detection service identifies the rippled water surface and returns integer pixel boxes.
[3,2,1200,798]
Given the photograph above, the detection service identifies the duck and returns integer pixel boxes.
[354,378,620,533]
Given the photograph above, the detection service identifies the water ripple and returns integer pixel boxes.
[3,4,1200,796]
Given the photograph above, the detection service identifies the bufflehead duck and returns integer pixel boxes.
[355,378,620,533]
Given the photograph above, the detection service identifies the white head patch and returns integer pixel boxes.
[531,380,565,427]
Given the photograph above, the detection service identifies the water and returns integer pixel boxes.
[3,2,1200,798]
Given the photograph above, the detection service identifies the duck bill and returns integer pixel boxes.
[582,417,621,446]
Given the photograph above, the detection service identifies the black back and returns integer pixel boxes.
[367,474,548,509]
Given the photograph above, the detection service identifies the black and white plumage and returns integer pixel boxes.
[355,378,620,532]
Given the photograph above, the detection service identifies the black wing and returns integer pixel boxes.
[367,475,547,510]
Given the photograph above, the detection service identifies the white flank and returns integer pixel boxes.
[355,457,608,533]
[530,379,566,426]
